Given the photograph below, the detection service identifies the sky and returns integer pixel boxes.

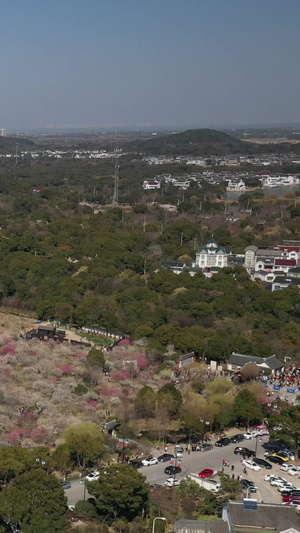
[1,0,300,131]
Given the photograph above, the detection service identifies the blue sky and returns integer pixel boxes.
[1,0,300,131]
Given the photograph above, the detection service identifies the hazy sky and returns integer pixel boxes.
[1,0,300,131]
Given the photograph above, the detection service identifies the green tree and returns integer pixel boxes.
[268,405,300,451]
[64,423,105,469]
[0,469,68,533]
[51,444,74,476]
[219,473,241,495]
[87,348,105,369]
[135,386,157,419]
[88,464,149,523]
[158,383,183,415]
[231,389,262,425]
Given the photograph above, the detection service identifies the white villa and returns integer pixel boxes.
[192,239,228,270]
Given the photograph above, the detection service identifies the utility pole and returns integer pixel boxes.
[112,155,119,206]
[180,232,184,247]
[15,143,19,165]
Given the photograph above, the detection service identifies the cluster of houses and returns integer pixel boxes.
[162,238,300,290]
[245,241,300,291]
[227,174,299,191]
[0,149,126,161]
[142,152,300,167]
[142,170,300,194]
[143,173,203,191]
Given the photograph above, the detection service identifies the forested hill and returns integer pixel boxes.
[0,137,35,152]
[124,128,256,156]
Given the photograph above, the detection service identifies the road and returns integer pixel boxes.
[65,436,287,505]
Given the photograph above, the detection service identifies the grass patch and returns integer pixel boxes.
[76,331,114,347]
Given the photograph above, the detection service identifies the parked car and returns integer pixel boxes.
[253,458,272,469]
[230,434,244,443]
[85,471,100,482]
[280,463,294,472]
[270,478,287,487]
[157,453,175,463]
[199,469,217,478]
[271,453,289,463]
[164,465,182,475]
[150,484,163,491]
[165,477,181,487]
[215,438,231,447]
[142,456,158,467]
[234,447,255,456]
[265,455,285,465]
[199,443,214,452]
[244,431,258,440]
[278,450,295,461]
[265,474,281,482]
[282,493,300,502]
[62,481,72,489]
[278,483,296,492]
[240,479,257,493]
[288,468,300,476]
[129,460,144,469]
[242,460,261,472]
[281,489,300,498]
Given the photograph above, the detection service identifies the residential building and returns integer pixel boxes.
[222,500,300,533]
[142,180,161,190]
[227,352,284,374]
[174,520,228,533]
[193,239,228,270]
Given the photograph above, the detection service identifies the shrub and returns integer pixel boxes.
[74,384,88,395]
[59,365,75,374]
[3,345,16,355]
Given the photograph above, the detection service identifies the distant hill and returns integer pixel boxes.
[124,128,257,156]
[0,137,35,152]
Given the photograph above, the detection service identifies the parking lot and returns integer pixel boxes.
[65,434,300,506]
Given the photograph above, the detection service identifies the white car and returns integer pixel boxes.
[242,460,260,472]
[244,431,258,440]
[280,464,294,472]
[288,468,300,476]
[278,483,296,492]
[265,474,280,482]
[175,446,184,458]
[85,471,100,482]
[282,503,300,510]
[270,478,287,486]
[165,477,180,487]
[142,457,158,467]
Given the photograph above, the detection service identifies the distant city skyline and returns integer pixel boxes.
[1,0,300,131]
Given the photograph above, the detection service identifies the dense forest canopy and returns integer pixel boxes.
[0,130,298,361]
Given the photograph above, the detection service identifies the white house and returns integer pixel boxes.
[142,180,161,190]
[193,239,228,270]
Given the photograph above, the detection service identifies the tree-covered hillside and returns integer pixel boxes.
[124,128,252,155]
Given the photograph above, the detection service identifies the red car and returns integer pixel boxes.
[199,468,217,478]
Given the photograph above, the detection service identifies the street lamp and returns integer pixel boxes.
[200,419,210,445]
[152,517,166,533]
[254,435,259,457]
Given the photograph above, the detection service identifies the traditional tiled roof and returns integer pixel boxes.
[226,501,300,532]
[228,352,283,370]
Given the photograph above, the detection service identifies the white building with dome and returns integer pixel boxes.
[192,238,228,270]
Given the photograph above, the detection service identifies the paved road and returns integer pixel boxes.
[65,435,290,505]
